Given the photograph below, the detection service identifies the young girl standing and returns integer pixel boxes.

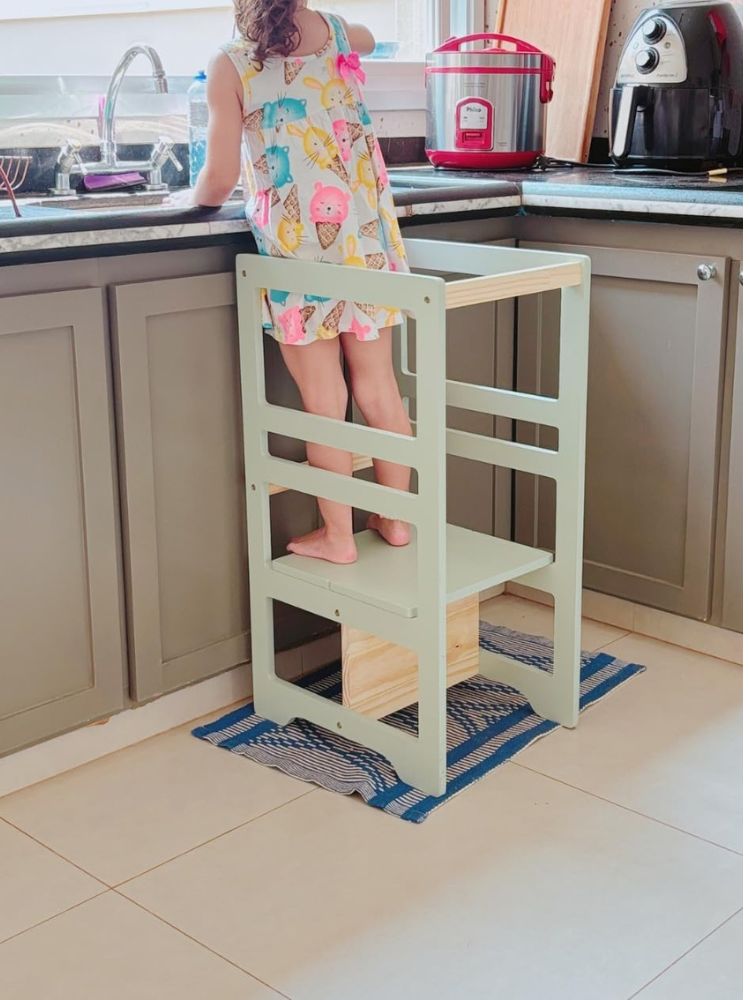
[186,1,414,565]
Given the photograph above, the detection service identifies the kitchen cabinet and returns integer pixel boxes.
[0,288,125,754]
[514,242,728,620]
[111,271,322,703]
[713,262,742,631]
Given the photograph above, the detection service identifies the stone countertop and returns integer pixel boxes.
[0,166,741,259]
[389,166,743,220]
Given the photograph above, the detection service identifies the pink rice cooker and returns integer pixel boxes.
[426,33,556,169]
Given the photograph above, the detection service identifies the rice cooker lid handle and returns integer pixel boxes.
[435,33,555,103]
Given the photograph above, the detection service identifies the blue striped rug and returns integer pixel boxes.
[193,622,645,823]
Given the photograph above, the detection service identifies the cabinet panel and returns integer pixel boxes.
[515,243,728,619]
[0,289,124,754]
[112,272,321,702]
[112,274,249,701]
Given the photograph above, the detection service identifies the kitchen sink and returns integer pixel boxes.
[37,191,173,211]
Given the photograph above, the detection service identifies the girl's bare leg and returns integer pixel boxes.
[279,338,357,564]
[341,328,413,546]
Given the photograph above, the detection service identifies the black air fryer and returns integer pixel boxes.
[610,0,742,169]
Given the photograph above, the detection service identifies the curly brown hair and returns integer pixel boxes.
[234,0,302,63]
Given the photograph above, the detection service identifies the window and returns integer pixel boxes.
[316,0,435,62]
[0,0,482,80]
[4,1,474,62]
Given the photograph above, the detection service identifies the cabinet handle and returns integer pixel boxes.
[740,270,743,286]
[697,263,717,281]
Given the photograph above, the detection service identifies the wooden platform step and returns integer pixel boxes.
[272,525,553,618]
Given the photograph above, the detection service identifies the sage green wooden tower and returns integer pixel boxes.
[236,238,591,797]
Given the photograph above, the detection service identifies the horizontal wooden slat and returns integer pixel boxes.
[447,428,558,477]
[269,455,373,496]
[445,262,583,310]
[446,380,561,426]
[259,455,419,522]
[262,403,416,467]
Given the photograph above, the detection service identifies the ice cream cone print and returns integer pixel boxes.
[283,185,301,222]
[284,58,304,84]
[355,301,378,319]
[348,121,365,145]
[358,219,379,240]
[365,252,387,270]
[365,133,376,156]
[321,300,346,335]
[316,221,341,249]
[328,155,349,183]
[243,108,264,132]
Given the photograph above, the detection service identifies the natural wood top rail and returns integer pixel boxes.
[445,261,583,310]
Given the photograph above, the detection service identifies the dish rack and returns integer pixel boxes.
[236,238,591,797]
[0,155,31,218]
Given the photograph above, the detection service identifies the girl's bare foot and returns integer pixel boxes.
[287,527,358,564]
[367,514,412,547]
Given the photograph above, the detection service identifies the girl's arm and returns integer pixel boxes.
[342,20,376,55]
[190,51,243,207]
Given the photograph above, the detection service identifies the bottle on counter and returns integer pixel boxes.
[187,70,208,186]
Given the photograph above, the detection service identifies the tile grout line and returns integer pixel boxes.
[624,908,742,999]
[0,815,111,888]
[0,887,110,948]
[509,761,742,856]
[113,787,319,889]
[114,888,294,1000]
[0,788,317,891]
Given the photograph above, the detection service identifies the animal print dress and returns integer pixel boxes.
[221,13,408,345]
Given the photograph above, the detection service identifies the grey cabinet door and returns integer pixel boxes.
[0,289,125,754]
[515,242,728,619]
[112,272,321,702]
[112,273,250,702]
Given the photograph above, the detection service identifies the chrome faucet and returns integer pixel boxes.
[52,44,182,194]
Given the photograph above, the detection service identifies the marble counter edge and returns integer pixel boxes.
[0,189,741,256]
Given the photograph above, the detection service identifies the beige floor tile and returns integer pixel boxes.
[0,723,311,885]
[122,767,741,1000]
[0,818,104,943]
[0,891,282,1000]
[481,593,629,650]
[516,633,742,851]
[631,911,742,1000]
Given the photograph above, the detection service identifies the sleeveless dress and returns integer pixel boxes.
[221,13,409,346]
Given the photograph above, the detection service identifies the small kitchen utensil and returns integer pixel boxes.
[426,33,555,170]
[0,154,31,219]
[610,0,743,169]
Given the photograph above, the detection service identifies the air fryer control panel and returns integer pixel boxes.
[616,14,688,84]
